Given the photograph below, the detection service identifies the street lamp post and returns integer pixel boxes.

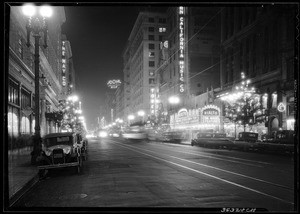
[23,4,52,164]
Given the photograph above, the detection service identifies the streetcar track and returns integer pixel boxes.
[110,140,294,205]
[150,142,273,165]
[118,141,293,190]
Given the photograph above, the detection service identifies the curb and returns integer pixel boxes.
[9,172,40,207]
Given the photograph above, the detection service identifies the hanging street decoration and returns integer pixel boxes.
[217,72,266,130]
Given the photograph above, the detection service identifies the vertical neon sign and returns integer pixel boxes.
[178,6,185,93]
[62,41,66,87]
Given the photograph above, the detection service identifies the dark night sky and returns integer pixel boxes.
[62,5,141,130]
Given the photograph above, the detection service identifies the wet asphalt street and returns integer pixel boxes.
[12,137,296,212]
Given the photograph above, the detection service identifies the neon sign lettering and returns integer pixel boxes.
[62,42,66,87]
[178,6,185,93]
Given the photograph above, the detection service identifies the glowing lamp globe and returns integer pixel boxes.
[22,4,36,17]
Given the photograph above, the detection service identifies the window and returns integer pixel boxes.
[159,35,163,41]
[149,78,155,84]
[8,105,19,137]
[149,43,155,50]
[159,27,166,33]
[148,35,155,40]
[18,36,23,59]
[21,88,31,109]
[149,52,155,57]
[148,27,154,32]
[286,58,294,80]
[149,61,155,67]
[8,78,19,105]
[21,116,30,134]
[159,18,166,23]
[149,17,154,23]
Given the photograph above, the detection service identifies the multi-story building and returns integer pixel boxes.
[8,6,66,137]
[122,11,167,123]
[102,91,116,125]
[158,6,221,106]
[115,83,124,121]
[157,6,222,135]
[216,4,296,136]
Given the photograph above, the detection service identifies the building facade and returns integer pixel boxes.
[156,6,222,133]
[8,6,67,138]
[122,11,167,123]
[216,4,296,137]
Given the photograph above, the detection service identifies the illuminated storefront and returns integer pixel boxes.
[170,105,221,131]
[199,105,221,132]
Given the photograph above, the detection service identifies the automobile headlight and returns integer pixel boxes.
[99,131,108,138]
[63,147,71,154]
[45,149,52,156]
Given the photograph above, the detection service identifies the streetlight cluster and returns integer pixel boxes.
[22,4,53,162]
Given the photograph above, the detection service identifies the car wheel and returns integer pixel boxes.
[76,155,82,174]
[38,169,47,180]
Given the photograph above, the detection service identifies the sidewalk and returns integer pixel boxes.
[8,148,39,206]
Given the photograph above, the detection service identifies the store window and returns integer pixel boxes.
[21,116,30,134]
[287,96,295,116]
[32,119,35,134]
[8,106,19,137]
[271,93,277,108]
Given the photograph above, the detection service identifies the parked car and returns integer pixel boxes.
[191,132,234,149]
[36,132,83,177]
[233,132,260,151]
[258,130,295,154]
[76,133,88,161]
[162,131,185,143]
[147,129,167,141]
